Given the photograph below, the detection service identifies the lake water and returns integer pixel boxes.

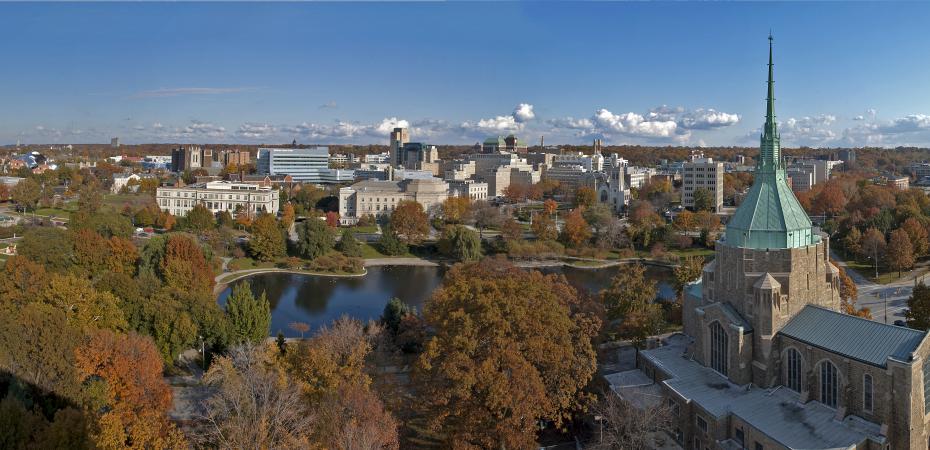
[217,264,675,337]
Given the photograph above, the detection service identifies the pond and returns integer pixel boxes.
[217,264,676,337]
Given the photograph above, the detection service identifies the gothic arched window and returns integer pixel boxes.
[820,361,838,408]
[786,348,802,392]
[710,322,728,376]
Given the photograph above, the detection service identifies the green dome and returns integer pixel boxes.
[723,35,815,250]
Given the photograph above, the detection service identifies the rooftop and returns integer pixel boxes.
[636,334,883,449]
[779,305,927,368]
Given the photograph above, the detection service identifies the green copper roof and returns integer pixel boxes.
[483,136,505,146]
[724,36,815,250]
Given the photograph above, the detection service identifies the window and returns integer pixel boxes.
[696,416,708,433]
[755,443,764,450]
[820,361,838,408]
[924,361,930,413]
[735,428,744,446]
[710,322,728,376]
[863,374,873,413]
[786,348,802,392]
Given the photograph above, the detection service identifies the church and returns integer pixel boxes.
[612,37,930,450]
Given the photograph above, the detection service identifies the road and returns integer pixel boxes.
[834,252,924,325]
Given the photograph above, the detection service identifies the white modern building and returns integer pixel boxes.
[682,155,724,211]
[624,166,656,190]
[551,151,604,172]
[448,180,489,200]
[257,147,354,184]
[156,181,279,218]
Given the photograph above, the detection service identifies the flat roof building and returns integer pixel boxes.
[156,181,279,219]
[257,147,354,184]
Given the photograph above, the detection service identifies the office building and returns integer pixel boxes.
[682,153,724,211]
[389,127,409,167]
[625,166,656,190]
[257,147,353,184]
[482,134,528,154]
[551,151,604,172]
[448,180,489,201]
[170,145,204,172]
[156,181,279,218]
[613,40,930,450]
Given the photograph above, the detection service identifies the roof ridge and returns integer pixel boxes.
[801,305,925,335]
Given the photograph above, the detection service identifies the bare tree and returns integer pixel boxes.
[589,391,674,450]
[197,345,316,449]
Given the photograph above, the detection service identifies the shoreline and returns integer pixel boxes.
[214,255,680,295]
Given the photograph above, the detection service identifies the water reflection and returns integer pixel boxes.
[218,264,674,337]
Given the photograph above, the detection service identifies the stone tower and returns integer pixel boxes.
[684,36,841,387]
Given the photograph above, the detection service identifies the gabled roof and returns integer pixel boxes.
[779,305,927,368]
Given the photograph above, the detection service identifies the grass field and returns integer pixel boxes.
[103,193,153,211]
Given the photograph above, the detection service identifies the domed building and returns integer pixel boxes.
[613,37,930,450]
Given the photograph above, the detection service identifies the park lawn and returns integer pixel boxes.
[227,257,276,271]
[102,193,152,211]
[35,207,75,219]
[359,242,415,259]
[347,224,378,234]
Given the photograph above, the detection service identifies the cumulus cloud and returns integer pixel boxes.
[237,123,277,139]
[779,115,838,143]
[513,103,535,123]
[593,109,679,138]
[548,105,738,144]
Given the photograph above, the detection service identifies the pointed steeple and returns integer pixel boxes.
[759,33,781,172]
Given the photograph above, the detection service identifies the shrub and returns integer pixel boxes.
[308,253,364,274]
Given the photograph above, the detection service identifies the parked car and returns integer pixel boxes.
[893,320,907,327]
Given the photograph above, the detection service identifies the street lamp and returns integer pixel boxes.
[199,335,205,371]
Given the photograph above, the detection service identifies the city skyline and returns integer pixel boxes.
[4,2,930,147]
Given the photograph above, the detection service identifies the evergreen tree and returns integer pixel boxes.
[294,218,336,260]
[381,297,416,335]
[906,282,930,331]
[336,229,363,258]
[378,225,408,256]
[226,281,271,345]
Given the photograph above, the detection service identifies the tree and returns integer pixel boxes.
[471,201,501,238]
[74,330,186,449]
[835,264,870,319]
[381,297,416,336]
[583,204,613,237]
[692,187,714,211]
[325,211,340,228]
[285,316,372,400]
[39,273,127,331]
[812,184,848,217]
[250,213,286,261]
[531,213,558,241]
[901,217,929,257]
[499,217,523,242]
[588,392,673,450]
[560,208,592,247]
[289,321,310,338]
[378,225,408,256]
[574,186,597,209]
[315,384,400,450]
[906,282,930,331]
[225,281,271,345]
[161,234,214,295]
[198,345,316,449]
[281,203,296,230]
[414,259,599,448]
[436,225,482,261]
[294,218,337,260]
[673,257,704,297]
[602,263,662,345]
[11,178,41,217]
[886,228,915,277]
[861,227,886,271]
[503,183,528,203]
[217,210,234,228]
[390,201,429,245]
[441,196,472,224]
[336,229,363,257]
[184,204,215,232]
[843,227,863,258]
[0,256,49,305]
[543,198,558,216]
[77,183,103,214]
[18,227,74,272]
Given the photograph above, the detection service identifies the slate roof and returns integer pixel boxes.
[779,305,927,368]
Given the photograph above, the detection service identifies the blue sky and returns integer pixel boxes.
[2,2,930,147]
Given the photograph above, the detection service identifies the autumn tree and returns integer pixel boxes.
[574,186,597,209]
[531,213,558,241]
[390,200,429,245]
[901,217,929,257]
[294,218,336,260]
[904,282,930,331]
[886,228,915,277]
[835,264,870,319]
[225,281,271,345]
[503,183,528,203]
[198,345,316,449]
[437,225,482,261]
[74,330,186,449]
[861,227,886,266]
[812,184,848,217]
[499,217,523,242]
[250,212,286,261]
[39,273,127,331]
[843,227,863,259]
[583,204,613,238]
[315,384,400,450]
[560,208,592,247]
[543,198,558,216]
[602,263,663,346]
[673,257,704,297]
[281,202,296,231]
[11,177,41,217]
[414,259,599,448]
[18,226,74,273]
[588,392,673,450]
[285,316,372,400]
[0,256,49,305]
[441,196,472,224]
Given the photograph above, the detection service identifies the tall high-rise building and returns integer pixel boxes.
[389,127,409,167]
[682,151,724,211]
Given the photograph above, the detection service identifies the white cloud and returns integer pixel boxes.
[853,115,865,121]
[237,123,277,139]
[513,103,535,123]
[373,117,410,135]
[319,101,338,109]
[779,115,837,143]
[592,109,678,138]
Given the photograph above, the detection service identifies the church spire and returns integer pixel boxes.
[759,33,780,171]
